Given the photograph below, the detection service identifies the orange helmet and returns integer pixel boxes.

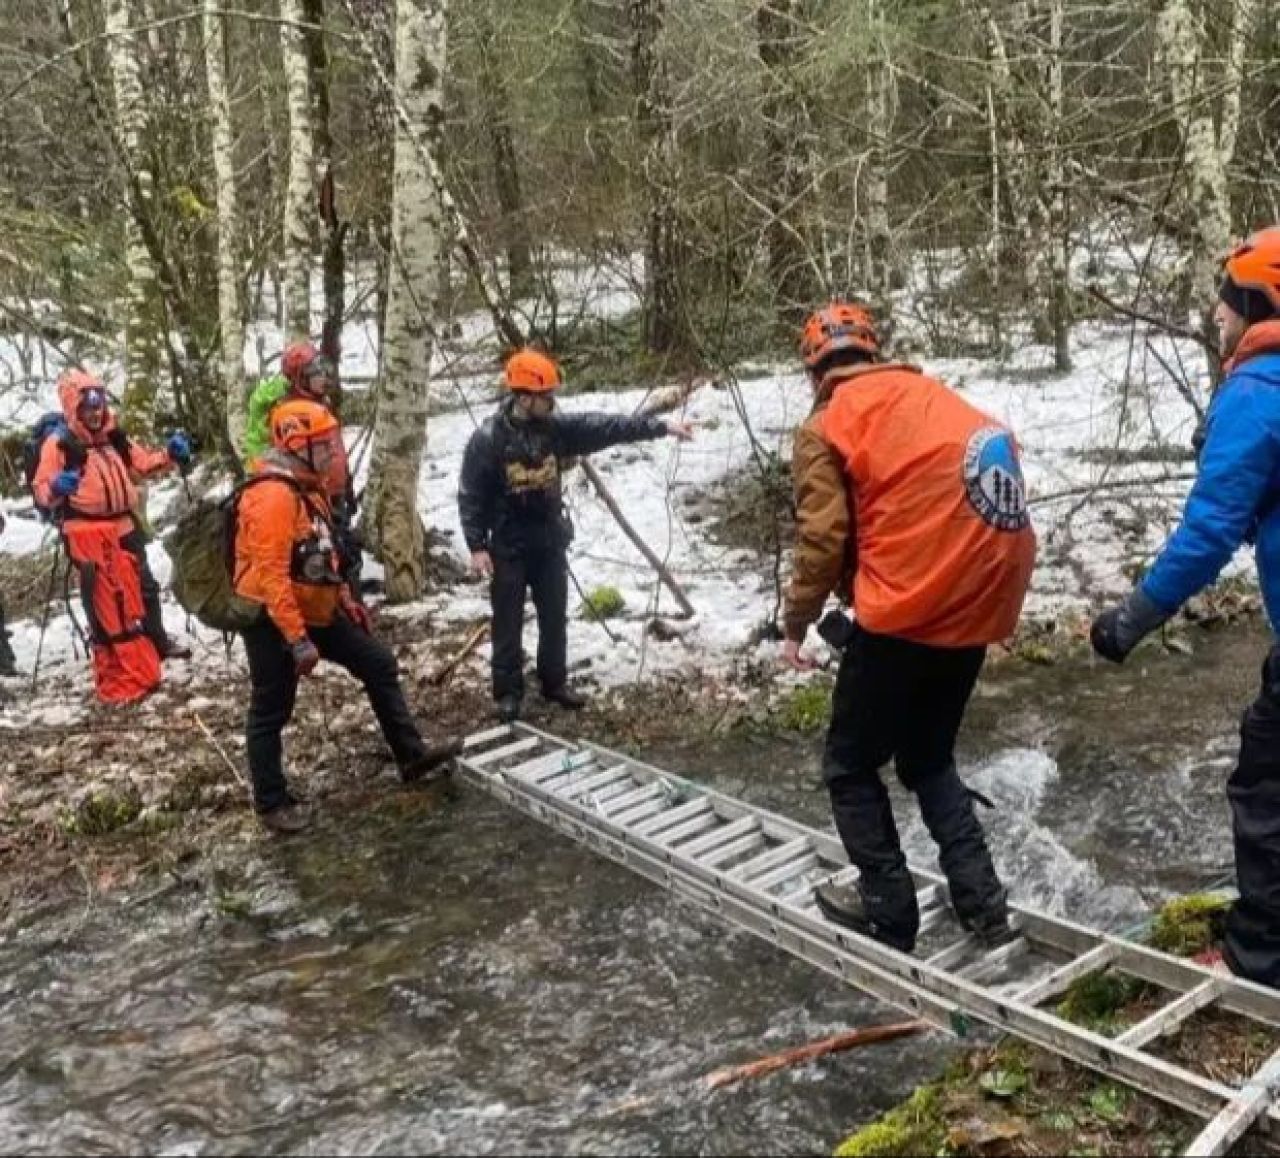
[799,303,879,370]
[504,348,561,393]
[281,341,328,386]
[270,397,340,456]
[1223,228,1280,314]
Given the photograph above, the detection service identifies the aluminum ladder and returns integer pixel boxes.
[459,723,1280,1155]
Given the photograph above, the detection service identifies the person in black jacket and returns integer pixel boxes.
[458,348,693,722]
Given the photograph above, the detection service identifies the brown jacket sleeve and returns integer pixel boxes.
[784,416,853,642]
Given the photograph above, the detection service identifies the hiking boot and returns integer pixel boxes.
[541,685,586,711]
[400,738,464,785]
[496,695,522,724]
[814,880,916,953]
[259,803,309,834]
[962,908,1020,950]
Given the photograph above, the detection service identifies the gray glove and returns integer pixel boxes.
[1090,588,1172,663]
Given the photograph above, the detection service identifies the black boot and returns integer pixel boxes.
[400,738,463,784]
[0,634,16,678]
[259,802,310,834]
[814,879,917,953]
[496,694,522,724]
[915,763,1011,941]
[541,685,585,711]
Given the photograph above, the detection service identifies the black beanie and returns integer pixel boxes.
[1219,275,1278,325]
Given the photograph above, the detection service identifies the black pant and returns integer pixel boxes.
[241,616,428,812]
[823,626,1005,946]
[0,599,14,673]
[490,546,568,700]
[120,528,171,651]
[1225,646,1280,988]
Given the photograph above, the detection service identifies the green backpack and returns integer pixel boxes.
[166,475,303,632]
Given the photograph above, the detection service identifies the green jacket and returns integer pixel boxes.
[243,375,288,461]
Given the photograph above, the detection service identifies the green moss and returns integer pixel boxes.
[772,682,832,733]
[1056,971,1151,1034]
[834,1084,946,1158]
[580,585,626,620]
[57,787,143,837]
[1148,894,1230,957]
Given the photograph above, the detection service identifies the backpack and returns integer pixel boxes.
[165,474,304,632]
[23,411,131,518]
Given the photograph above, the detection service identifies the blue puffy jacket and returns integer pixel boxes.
[1142,349,1280,629]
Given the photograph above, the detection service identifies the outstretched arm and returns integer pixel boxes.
[554,411,685,458]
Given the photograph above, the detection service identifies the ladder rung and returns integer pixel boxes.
[463,724,512,749]
[588,777,643,807]
[522,750,594,785]
[1117,978,1224,1049]
[468,736,541,768]
[562,765,634,800]
[752,852,819,895]
[542,758,606,796]
[917,903,955,937]
[916,883,946,910]
[600,783,666,818]
[611,796,673,828]
[927,937,977,971]
[678,816,758,860]
[508,750,569,782]
[655,810,722,846]
[1012,942,1120,1007]
[701,833,768,870]
[729,837,812,882]
[634,796,709,838]
[959,936,1029,981]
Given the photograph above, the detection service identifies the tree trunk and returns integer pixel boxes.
[302,0,346,373]
[364,0,449,602]
[476,8,532,298]
[756,0,820,325]
[203,0,247,455]
[1045,0,1071,371]
[1158,0,1255,371]
[863,0,894,316]
[104,0,164,426]
[281,0,315,339]
[629,0,690,357]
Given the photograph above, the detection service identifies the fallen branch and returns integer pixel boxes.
[428,621,489,687]
[702,1020,928,1091]
[637,375,713,420]
[581,459,695,619]
[191,708,250,797]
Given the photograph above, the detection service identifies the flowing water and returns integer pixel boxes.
[0,622,1269,1154]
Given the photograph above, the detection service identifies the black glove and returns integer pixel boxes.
[1090,588,1172,664]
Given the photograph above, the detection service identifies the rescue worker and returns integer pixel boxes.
[458,348,693,723]
[234,398,459,833]
[1091,226,1280,989]
[781,303,1036,953]
[0,513,16,677]
[245,341,364,597]
[32,370,193,666]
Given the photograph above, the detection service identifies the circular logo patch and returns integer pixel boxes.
[963,427,1029,531]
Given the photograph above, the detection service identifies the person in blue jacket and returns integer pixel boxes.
[1091,226,1280,988]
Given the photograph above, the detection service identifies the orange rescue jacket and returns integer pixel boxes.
[32,372,173,527]
[232,455,344,642]
[818,363,1036,646]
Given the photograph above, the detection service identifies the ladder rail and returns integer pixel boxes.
[460,726,1280,1136]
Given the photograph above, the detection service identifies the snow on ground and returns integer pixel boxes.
[0,245,1235,698]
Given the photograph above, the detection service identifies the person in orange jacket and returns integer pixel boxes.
[233,398,459,833]
[781,303,1036,954]
[32,369,193,662]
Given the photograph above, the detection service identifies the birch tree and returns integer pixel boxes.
[363,0,450,601]
[104,0,164,423]
[204,0,246,451]
[1158,0,1256,358]
[281,0,315,338]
